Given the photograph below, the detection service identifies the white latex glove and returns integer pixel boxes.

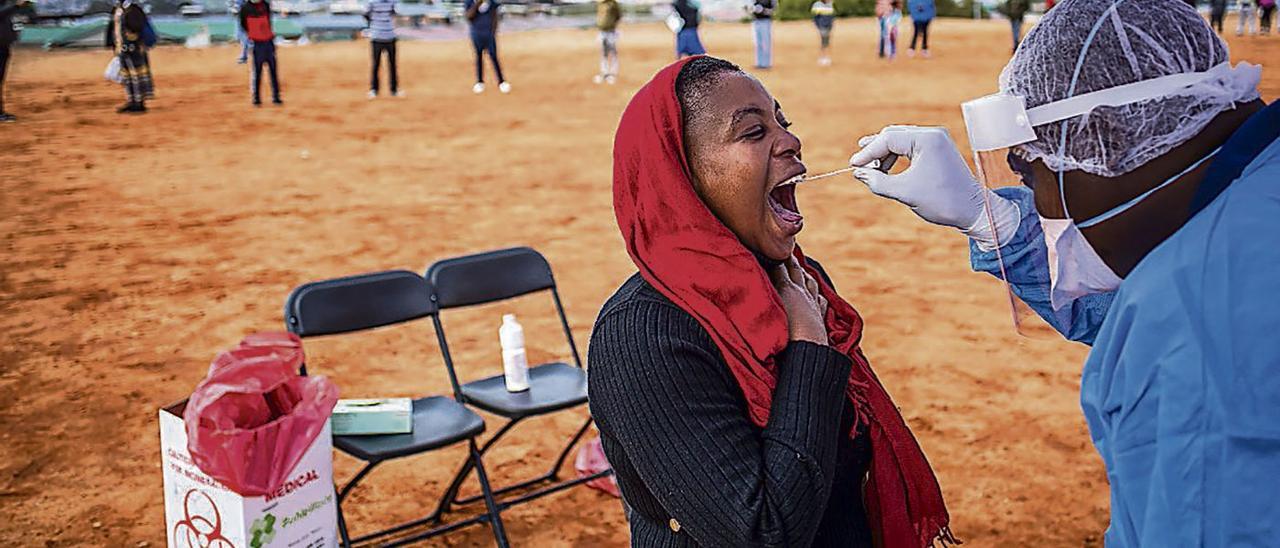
[848,126,1020,251]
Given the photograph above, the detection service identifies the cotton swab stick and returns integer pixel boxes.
[802,166,858,181]
[801,153,900,183]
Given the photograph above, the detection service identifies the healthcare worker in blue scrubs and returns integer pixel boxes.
[848,0,1280,546]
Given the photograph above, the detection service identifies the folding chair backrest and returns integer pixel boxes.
[284,270,437,338]
[425,247,582,368]
[426,247,555,309]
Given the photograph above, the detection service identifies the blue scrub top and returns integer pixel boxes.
[1081,101,1280,547]
[971,100,1280,546]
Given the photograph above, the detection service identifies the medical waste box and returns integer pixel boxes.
[159,400,338,548]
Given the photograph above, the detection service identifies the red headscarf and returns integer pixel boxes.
[612,57,956,548]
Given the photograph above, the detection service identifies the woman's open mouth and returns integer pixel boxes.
[768,174,804,231]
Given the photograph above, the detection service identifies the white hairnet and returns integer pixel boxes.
[999,0,1261,177]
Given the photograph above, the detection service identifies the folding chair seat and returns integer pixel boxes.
[284,269,508,548]
[424,247,611,515]
[460,361,586,417]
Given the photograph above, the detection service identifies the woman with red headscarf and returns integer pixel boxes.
[587,56,955,547]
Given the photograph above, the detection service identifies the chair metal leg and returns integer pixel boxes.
[338,461,380,503]
[452,416,596,507]
[546,416,594,480]
[336,447,507,547]
[335,459,452,545]
[433,418,524,516]
[335,484,353,548]
[379,514,490,547]
[349,511,444,546]
[389,414,601,545]
[375,439,510,548]
[329,419,608,547]
[477,417,524,455]
[498,469,613,509]
[467,437,510,548]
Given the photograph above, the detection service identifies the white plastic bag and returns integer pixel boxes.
[103,57,123,83]
[666,12,684,33]
[185,26,212,49]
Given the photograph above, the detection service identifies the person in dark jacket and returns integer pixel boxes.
[240,0,282,106]
[593,55,955,548]
[672,0,704,59]
[105,0,152,113]
[1260,0,1275,35]
[1210,0,1228,33]
[465,0,509,94]
[365,0,400,98]
[811,0,834,66]
[0,0,31,122]
[907,0,934,57]
[1000,0,1029,51]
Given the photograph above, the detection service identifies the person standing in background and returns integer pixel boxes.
[594,0,621,84]
[1260,0,1275,35]
[105,0,151,113]
[0,0,30,122]
[880,0,900,60]
[240,0,282,106]
[465,0,509,94]
[1237,0,1257,35]
[1210,0,1228,33]
[810,0,834,66]
[749,0,774,69]
[907,0,933,58]
[230,0,250,63]
[672,0,704,59]
[1000,0,1029,51]
[874,0,890,58]
[366,0,400,98]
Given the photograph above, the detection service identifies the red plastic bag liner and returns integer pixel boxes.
[574,436,619,498]
[183,332,339,497]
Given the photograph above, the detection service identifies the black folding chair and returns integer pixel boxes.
[284,270,509,548]
[424,247,612,518]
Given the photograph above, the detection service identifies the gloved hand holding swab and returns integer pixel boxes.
[846,126,1021,251]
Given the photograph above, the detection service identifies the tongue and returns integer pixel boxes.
[769,193,802,223]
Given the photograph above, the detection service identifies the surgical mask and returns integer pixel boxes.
[1038,216,1120,311]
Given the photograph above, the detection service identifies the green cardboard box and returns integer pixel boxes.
[330,398,413,436]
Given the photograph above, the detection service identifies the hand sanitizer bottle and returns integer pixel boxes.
[499,314,530,392]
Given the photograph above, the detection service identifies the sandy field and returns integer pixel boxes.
[1,13,1276,548]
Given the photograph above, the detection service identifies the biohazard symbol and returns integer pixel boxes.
[173,489,236,548]
[249,513,277,548]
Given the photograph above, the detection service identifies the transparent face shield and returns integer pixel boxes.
[961,93,1058,338]
[959,65,1234,337]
